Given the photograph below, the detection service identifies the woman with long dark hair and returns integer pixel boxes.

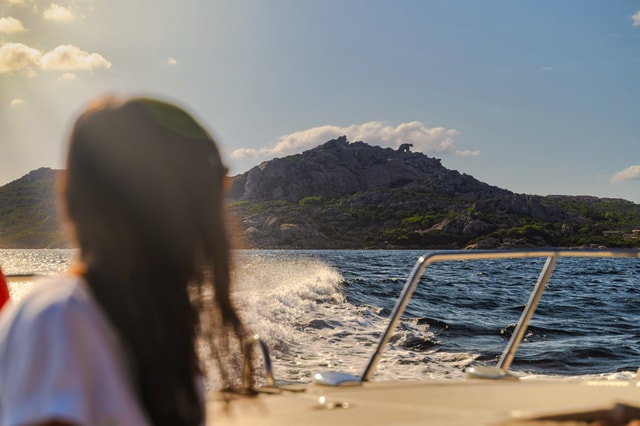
[0,96,246,425]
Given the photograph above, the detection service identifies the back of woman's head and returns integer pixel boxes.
[62,96,243,425]
[65,97,225,268]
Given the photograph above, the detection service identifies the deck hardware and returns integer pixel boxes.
[313,371,361,386]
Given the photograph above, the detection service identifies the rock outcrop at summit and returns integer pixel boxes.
[230,136,509,203]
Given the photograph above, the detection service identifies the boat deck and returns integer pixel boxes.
[208,378,640,425]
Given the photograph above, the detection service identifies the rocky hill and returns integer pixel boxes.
[0,168,69,248]
[1,139,639,249]
[228,137,640,249]
[229,136,510,202]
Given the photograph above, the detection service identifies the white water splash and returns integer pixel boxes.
[232,251,478,383]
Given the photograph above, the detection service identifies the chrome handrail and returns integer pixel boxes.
[360,249,640,382]
[243,334,275,390]
[496,253,557,372]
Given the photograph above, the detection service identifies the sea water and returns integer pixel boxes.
[2,249,639,384]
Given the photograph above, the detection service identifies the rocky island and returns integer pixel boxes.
[228,137,640,249]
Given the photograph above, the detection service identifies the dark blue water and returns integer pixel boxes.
[262,250,640,377]
[4,249,639,381]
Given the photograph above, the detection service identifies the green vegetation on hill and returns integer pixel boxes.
[0,168,70,248]
[228,139,640,249]
[230,188,640,249]
[542,196,640,247]
[1,164,639,249]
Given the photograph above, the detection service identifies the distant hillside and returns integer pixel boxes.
[1,139,639,249]
[0,168,70,248]
[229,137,640,249]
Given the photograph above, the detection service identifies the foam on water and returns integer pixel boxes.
[232,251,478,383]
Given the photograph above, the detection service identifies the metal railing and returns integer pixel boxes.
[360,249,640,382]
[243,334,275,390]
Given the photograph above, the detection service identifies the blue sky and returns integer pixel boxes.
[1,0,639,202]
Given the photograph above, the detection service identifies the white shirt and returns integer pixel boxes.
[0,275,150,425]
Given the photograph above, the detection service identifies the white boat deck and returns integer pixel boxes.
[208,378,640,425]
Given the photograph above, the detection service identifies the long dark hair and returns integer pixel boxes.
[61,96,245,425]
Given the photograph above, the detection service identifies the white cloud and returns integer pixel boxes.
[41,44,111,71]
[632,11,640,26]
[7,0,25,4]
[167,57,178,65]
[611,165,640,183]
[43,3,76,23]
[0,17,26,34]
[455,149,481,157]
[58,72,77,81]
[0,43,42,76]
[0,43,111,75]
[231,121,474,163]
[540,66,553,72]
[10,98,25,107]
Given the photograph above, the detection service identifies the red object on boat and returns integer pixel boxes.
[0,266,9,309]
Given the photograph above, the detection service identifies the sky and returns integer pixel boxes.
[1,0,639,203]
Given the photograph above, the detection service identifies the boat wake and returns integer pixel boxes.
[232,252,478,383]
